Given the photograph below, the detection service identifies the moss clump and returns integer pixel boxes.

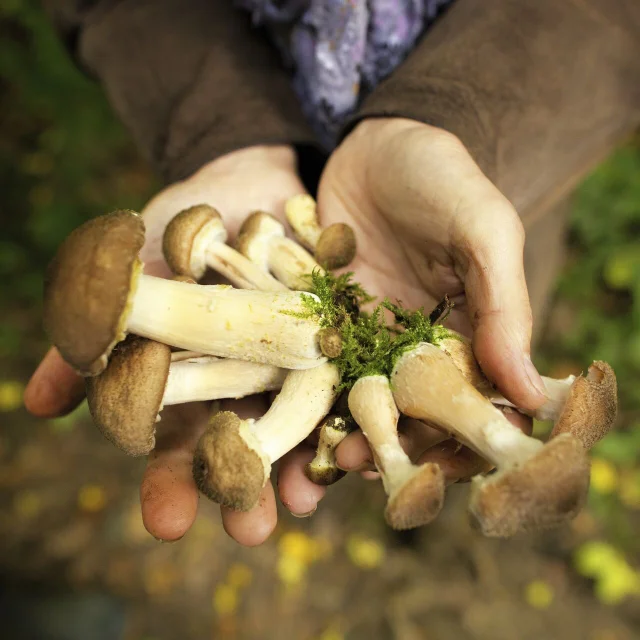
[293,270,453,390]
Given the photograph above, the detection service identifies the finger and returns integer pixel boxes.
[140,402,209,541]
[221,482,277,546]
[24,347,85,418]
[277,446,327,517]
[453,196,547,412]
[361,470,381,481]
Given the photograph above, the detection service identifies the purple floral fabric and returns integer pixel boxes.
[236,0,453,149]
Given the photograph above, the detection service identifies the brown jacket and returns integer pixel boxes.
[45,0,640,216]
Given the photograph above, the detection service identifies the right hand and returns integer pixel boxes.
[24,145,328,546]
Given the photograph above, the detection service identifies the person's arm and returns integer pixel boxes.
[43,0,315,183]
[347,0,640,219]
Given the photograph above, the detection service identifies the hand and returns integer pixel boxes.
[24,145,328,545]
[315,118,546,474]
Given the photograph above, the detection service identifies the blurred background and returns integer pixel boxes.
[0,1,639,639]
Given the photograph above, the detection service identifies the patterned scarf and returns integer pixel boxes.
[236,0,453,149]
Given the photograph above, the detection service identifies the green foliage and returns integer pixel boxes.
[296,271,451,389]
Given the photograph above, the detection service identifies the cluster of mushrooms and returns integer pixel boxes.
[43,195,618,536]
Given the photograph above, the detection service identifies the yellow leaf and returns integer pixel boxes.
[0,380,24,412]
[590,458,619,495]
[213,584,238,616]
[277,555,307,588]
[77,484,107,513]
[346,534,385,570]
[524,580,554,609]
[227,563,253,590]
[618,470,640,509]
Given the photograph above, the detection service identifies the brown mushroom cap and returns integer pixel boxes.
[468,433,590,537]
[315,223,357,270]
[193,411,268,511]
[85,335,171,456]
[550,361,618,449]
[385,462,445,530]
[162,204,225,280]
[43,209,145,376]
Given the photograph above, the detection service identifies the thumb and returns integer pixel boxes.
[24,347,86,418]
[453,198,547,411]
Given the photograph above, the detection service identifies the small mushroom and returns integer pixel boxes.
[163,204,287,291]
[43,210,325,375]
[85,335,288,456]
[235,210,322,290]
[392,343,591,537]
[304,415,354,486]
[285,194,357,269]
[348,375,446,530]
[439,332,618,449]
[193,362,340,511]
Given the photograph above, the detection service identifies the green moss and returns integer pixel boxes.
[291,270,452,390]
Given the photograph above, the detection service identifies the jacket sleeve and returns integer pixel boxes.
[348,0,640,215]
[43,0,315,183]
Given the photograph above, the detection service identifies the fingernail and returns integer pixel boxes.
[523,355,547,398]
[291,507,316,519]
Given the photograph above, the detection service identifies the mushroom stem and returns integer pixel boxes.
[193,362,340,510]
[236,211,323,291]
[304,415,354,486]
[439,333,617,449]
[85,337,289,456]
[285,194,357,269]
[348,375,445,530]
[392,343,591,536]
[126,275,324,369]
[163,205,287,291]
[162,356,287,405]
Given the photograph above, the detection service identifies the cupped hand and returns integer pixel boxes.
[24,145,326,546]
[316,118,547,473]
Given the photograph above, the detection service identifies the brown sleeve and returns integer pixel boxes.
[348,0,640,216]
[43,0,315,183]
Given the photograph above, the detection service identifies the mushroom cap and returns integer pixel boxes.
[315,223,357,270]
[235,211,284,269]
[385,462,445,530]
[550,361,618,449]
[468,433,590,537]
[193,411,269,511]
[85,335,171,456]
[304,461,346,486]
[318,327,343,358]
[162,204,227,280]
[43,209,145,376]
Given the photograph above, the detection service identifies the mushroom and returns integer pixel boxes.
[348,375,446,530]
[304,415,354,486]
[193,362,340,511]
[235,210,322,290]
[391,343,591,537]
[285,194,357,269]
[162,204,287,291]
[43,210,326,376]
[438,332,618,449]
[85,335,288,456]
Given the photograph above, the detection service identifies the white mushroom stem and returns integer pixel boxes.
[251,363,340,464]
[194,218,288,291]
[393,343,543,468]
[125,274,324,369]
[236,211,323,290]
[193,362,340,510]
[490,376,575,420]
[348,376,416,496]
[285,194,322,250]
[162,356,287,405]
